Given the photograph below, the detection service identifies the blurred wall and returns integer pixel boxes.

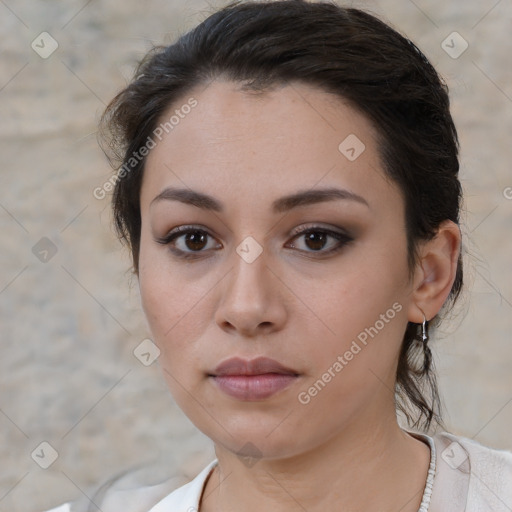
[1,0,511,510]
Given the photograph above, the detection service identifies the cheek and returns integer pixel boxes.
[300,248,408,390]
[296,307,405,427]
[138,253,189,363]
[139,267,203,408]
[139,231,185,330]
[139,277,167,333]
[137,242,213,374]
[317,256,406,337]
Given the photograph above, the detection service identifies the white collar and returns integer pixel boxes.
[148,458,217,511]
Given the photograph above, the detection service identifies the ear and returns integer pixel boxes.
[407,220,461,323]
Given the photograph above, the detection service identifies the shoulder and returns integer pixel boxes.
[40,460,218,512]
[144,459,217,511]
[437,431,512,471]
[41,506,72,512]
[39,478,185,512]
[433,431,512,511]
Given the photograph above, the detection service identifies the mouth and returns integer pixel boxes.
[208,356,300,401]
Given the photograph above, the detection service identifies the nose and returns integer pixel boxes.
[215,246,288,338]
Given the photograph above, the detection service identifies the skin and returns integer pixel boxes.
[137,80,461,512]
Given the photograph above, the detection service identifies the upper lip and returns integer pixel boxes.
[210,357,299,376]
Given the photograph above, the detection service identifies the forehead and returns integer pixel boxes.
[140,79,400,215]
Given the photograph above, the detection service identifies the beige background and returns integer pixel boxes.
[1,0,511,510]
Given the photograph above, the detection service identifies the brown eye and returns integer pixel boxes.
[303,231,329,251]
[155,225,221,258]
[183,231,208,251]
[287,226,353,255]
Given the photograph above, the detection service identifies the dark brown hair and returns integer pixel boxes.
[99,0,463,430]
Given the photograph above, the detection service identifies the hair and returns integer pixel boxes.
[99,0,463,431]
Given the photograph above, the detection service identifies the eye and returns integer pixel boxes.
[286,225,353,255]
[155,225,221,259]
[155,224,353,260]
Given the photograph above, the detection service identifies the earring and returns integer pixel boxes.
[420,313,429,343]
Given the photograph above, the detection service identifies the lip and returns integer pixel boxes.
[211,356,299,377]
[209,357,299,400]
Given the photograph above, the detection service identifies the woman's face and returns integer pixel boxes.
[138,80,418,459]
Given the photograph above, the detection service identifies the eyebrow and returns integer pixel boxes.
[150,186,369,213]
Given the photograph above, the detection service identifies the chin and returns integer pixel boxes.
[189,409,312,460]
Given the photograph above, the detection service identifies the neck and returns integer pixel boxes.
[200,413,431,512]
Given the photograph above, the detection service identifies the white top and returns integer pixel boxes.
[42,431,512,512]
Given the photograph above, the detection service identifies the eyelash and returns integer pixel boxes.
[155,224,354,260]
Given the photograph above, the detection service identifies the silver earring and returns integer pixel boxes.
[420,313,429,343]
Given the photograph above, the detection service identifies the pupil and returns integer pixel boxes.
[305,232,326,251]
[186,232,207,251]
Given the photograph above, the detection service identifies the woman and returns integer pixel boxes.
[44,1,512,510]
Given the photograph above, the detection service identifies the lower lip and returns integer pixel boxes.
[211,373,298,400]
